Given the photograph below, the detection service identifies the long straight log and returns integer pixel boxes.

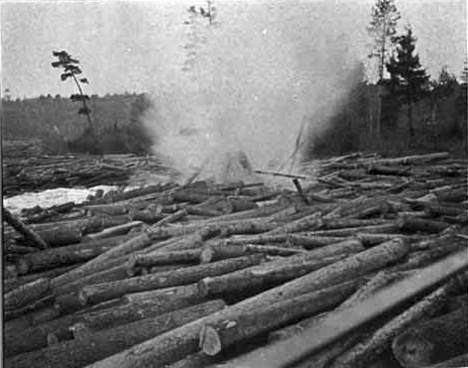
[4,278,50,310]
[198,240,365,297]
[391,308,468,368]
[233,250,467,368]
[5,300,226,368]
[82,238,410,368]
[5,305,60,335]
[4,265,78,293]
[129,249,201,268]
[79,254,265,305]
[4,288,202,357]
[200,281,360,356]
[267,212,322,234]
[4,294,55,321]
[83,221,143,241]
[398,217,449,233]
[304,223,400,237]
[268,270,408,344]
[329,277,466,368]
[50,232,152,289]
[15,239,120,274]
[3,208,48,249]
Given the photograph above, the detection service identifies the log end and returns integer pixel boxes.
[200,246,215,264]
[200,325,222,356]
[15,258,30,275]
[197,277,212,297]
[392,330,434,368]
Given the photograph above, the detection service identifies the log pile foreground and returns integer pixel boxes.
[2,151,468,368]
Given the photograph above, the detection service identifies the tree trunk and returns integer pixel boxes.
[200,281,360,356]
[408,102,415,138]
[79,254,265,305]
[5,300,226,368]
[129,249,202,268]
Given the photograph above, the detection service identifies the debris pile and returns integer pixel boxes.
[2,151,467,368]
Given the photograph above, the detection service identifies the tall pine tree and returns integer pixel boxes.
[386,26,429,138]
[367,0,400,82]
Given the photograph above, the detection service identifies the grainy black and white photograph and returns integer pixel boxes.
[1,0,467,367]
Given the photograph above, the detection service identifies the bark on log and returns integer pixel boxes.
[229,252,466,368]
[50,232,152,289]
[268,270,408,343]
[15,239,120,274]
[4,291,199,357]
[79,254,265,305]
[4,265,78,293]
[267,212,323,234]
[398,217,449,233]
[392,308,468,368]
[286,235,346,249]
[305,223,400,237]
[81,238,409,368]
[200,244,306,263]
[129,249,202,268]
[4,278,50,311]
[200,281,360,356]
[198,240,365,297]
[4,293,55,321]
[34,226,83,247]
[418,353,468,368]
[4,305,60,335]
[3,208,48,249]
[329,277,465,368]
[226,233,289,245]
[5,300,226,368]
[83,221,143,241]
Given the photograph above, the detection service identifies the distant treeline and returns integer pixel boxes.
[304,80,467,159]
[2,93,153,155]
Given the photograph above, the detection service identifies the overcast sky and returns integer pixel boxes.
[1,0,466,99]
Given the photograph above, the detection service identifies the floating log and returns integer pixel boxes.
[15,239,121,274]
[233,249,466,368]
[392,308,468,368]
[4,278,50,311]
[329,278,467,368]
[34,226,83,247]
[5,300,226,368]
[398,217,449,233]
[198,240,365,297]
[79,254,265,305]
[129,249,202,268]
[50,232,152,289]
[5,290,198,357]
[83,221,143,241]
[3,208,48,249]
[81,238,410,368]
[200,281,359,356]
[268,212,322,234]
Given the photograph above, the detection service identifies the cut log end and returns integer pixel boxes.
[392,330,434,368]
[200,325,222,356]
[197,277,212,297]
[200,247,215,264]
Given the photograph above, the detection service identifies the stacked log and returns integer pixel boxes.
[3,151,468,368]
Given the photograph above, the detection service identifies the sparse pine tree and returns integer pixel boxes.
[386,26,429,138]
[429,66,458,124]
[52,50,93,130]
[367,0,400,82]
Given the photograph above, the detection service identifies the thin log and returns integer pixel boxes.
[83,221,143,241]
[200,244,306,263]
[5,300,226,368]
[286,234,345,249]
[3,208,48,249]
[79,254,265,305]
[392,308,468,368]
[4,278,50,311]
[200,281,360,356]
[267,212,323,234]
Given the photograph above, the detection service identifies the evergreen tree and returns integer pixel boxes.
[429,66,458,124]
[386,26,429,138]
[367,0,400,82]
[455,60,467,122]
